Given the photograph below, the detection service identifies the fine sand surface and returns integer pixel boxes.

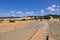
[47,21,60,40]
[0,20,35,32]
[0,20,60,40]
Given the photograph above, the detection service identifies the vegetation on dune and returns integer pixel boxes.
[9,19,15,23]
[45,14,60,19]
[0,14,60,22]
[20,18,27,21]
[26,14,60,20]
[0,19,4,23]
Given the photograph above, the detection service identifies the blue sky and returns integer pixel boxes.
[0,0,60,17]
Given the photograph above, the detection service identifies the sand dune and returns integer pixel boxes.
[0,20,60,40]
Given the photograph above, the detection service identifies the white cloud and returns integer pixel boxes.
[49,12,55,14]
[12,14,15,17]
[9,11,15,14]
[6,13,11,17]
[26,11,38,16]
[6,13,10,16]
[57,6,60,8]
[16,11,23,14]
[26,11,34,15]
[51,4,56,8]
[7,13,16,17]
[40,10,45,14]
[47,7,57,11]
[46,4,60,12]
[9,11,16,17]
[8,11,23,17]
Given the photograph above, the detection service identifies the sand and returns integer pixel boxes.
[0,20,35,32]
[0,19,60,40]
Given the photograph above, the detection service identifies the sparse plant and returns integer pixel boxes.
[43,16,51,20]
[9,19,15,23]
[40,19,42,21]
[20,18,27,21]
[0,19,3,23]
[59,18,60,21]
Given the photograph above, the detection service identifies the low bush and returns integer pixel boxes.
[0,19,3,23]
[20,19,27,21]
[9,19,15,23]
[40,19,42,21]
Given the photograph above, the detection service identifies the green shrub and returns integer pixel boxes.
[9,19,15,23]
[59,18,60,21]
[0,19,3,23]
[40,19,42,21]
[43,16,51,20]
[0,19,3,21]
[20,19,26,21]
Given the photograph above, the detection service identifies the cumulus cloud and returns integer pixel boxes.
[26,11,34,15]
[9,11,16,14]
[9,11,16,17]
[16,11,23,17]
[16,11,23,14]
[40,10,45,14]
[46,4,60,12]
[47,7,57,11]
[26,11,38,16]
[6,13,10,15]
[7,11,23,17]
[51,4,56,8]
[6,13,11,17]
